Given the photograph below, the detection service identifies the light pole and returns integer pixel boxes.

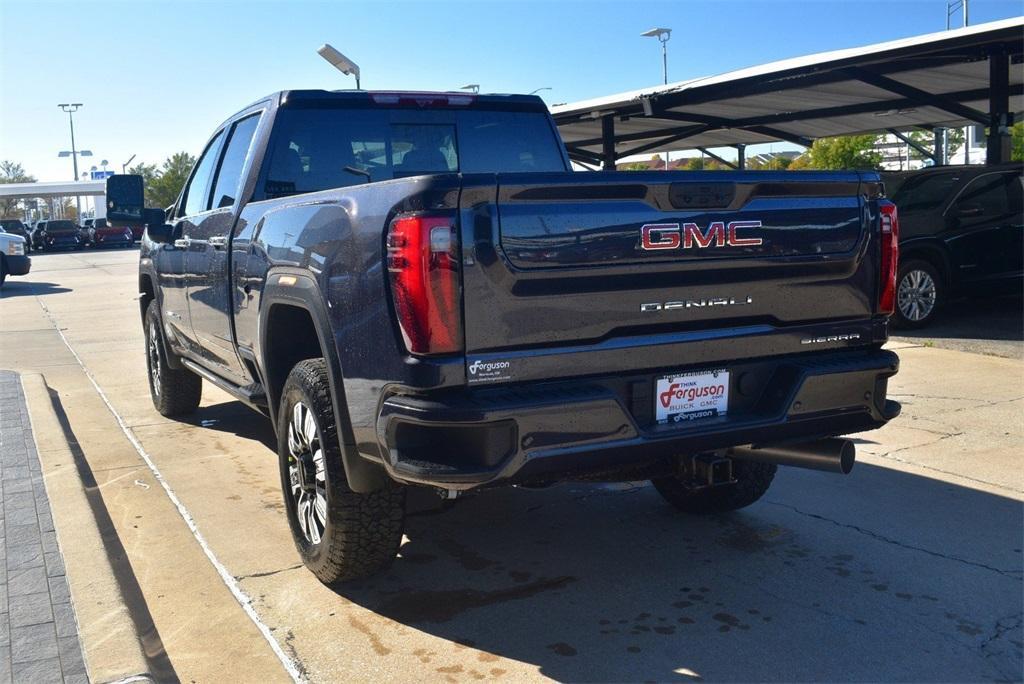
[317,44,361,88]
[529,87,552,96]
[460,84,480,94]
[642,28,672,170]
[58,103,90,220]
[122,154,136,174]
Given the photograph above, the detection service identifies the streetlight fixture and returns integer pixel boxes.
[122,154,136,174]
[529,87,552,96]
[641,28,672,85]
[58,102,90,219]
[317,44,361,89]
[459,84,480,94]
[641,28,672,170]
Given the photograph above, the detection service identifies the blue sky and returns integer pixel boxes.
[1,0,1020,181]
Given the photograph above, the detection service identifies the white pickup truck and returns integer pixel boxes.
[0,228,31,287]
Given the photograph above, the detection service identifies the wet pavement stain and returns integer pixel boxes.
[347,615,391,656]
[375,576,577,623]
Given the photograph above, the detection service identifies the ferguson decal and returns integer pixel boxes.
[640,220,764,251]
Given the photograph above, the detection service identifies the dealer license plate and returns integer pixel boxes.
[655,369,730,424]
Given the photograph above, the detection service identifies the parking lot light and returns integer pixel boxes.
[317,44,361,89]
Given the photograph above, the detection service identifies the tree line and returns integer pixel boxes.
[3,125,1023,219]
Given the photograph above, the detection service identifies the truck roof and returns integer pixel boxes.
[234,90,550,118]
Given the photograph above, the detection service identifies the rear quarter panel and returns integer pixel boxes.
[233,175,464,457]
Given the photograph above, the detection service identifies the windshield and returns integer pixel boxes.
[261,105,567,199]
[47,220,76,231]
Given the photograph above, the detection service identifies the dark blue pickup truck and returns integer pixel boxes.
[107,90,901,583]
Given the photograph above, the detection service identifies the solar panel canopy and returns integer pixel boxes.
[551,17,1023,163]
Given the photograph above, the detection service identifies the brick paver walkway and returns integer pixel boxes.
[0,371,87,683]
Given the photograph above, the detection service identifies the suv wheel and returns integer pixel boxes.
[277,359,405,584]
[652,460,777,514]
[144,301,202,416]
[894,259,942,329]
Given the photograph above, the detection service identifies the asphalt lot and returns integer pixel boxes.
[891,295,1023,359]
[1,248,1022,683]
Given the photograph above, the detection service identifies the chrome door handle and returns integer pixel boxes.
[208,236,228,249]
[173,238,191,248]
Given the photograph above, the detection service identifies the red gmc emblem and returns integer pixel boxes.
[640,220,764,250]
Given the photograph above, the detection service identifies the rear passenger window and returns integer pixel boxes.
[181,129,226,217]
[956,174,1011,216]
[210,114,261,209]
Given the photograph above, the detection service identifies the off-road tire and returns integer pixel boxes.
[144,300,202,416]
[893,258,943,329]
[277,359,405,584]
[652,460,777,514]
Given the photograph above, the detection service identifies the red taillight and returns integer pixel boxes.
[387,214,462,355]
[878,200,900,315]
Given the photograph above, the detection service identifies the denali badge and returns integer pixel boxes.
[641,220,763,251]
[801,334,862,345]
[641,297,752,312]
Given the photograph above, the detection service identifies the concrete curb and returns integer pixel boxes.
[20,373,154,684]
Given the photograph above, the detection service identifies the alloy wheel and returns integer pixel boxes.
[148,324,162,397]
[287,401,327,545]
[897,268,937,323]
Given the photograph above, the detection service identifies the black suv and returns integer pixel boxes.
[0,219,32,251]
[890,164,1023,328]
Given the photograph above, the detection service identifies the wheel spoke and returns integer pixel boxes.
[303,410,317,449]
[313,449,325,483]
[307,504,321,544]
[297,494,311,539]
[292,403,306,449]
[314,492,327,525]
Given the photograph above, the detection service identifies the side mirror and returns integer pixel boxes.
[106,174,145,225]
[142,208,175,244]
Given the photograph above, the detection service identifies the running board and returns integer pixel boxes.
[180,358,268,410]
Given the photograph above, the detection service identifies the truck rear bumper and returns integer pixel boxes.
[375,348,900,490]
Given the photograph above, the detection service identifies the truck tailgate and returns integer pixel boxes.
[459,171,884,384]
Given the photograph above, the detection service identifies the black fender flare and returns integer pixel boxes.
[139,267,186,371]
[259,270,390,493]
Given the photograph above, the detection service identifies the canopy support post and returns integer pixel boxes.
[601,115,616,170]
[987,51,1012,165]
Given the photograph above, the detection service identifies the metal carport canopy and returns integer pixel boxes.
[551,17,1023,168]
[0,180,106,199]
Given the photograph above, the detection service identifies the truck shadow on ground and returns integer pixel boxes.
[183,400,277,451]
[334,463,1022,682]
[0,281,72,298]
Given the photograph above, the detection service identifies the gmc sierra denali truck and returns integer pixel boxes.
[106,90,901,584]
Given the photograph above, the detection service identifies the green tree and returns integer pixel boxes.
[798,135,881,170]
[147,152,196,208]
[0,160,37,218]
[1012,122,1024,162]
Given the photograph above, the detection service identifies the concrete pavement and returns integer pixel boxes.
[0,248,1021,682]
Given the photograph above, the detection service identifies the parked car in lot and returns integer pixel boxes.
[33,219,84,251]
[889,164,1023,327]
[30,220,48,251]
[107,89,902,584]
[84,217,134,248]
[0,219,32,251]
[0,229,30,287]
